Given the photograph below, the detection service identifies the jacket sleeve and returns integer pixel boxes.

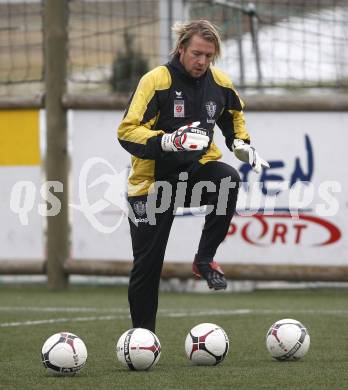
[117,66,170,159]
[212,68,251,151]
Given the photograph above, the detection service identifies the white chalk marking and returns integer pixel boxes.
[1,308,348,328]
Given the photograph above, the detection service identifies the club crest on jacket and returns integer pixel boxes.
[205,100,216,124]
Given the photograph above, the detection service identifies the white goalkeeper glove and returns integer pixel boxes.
[232,139,270,174]
[161,121,209,152]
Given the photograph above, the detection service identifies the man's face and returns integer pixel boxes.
[178,34,216,78]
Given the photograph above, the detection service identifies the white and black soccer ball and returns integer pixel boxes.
[185,323,229,366]
[266,318,310,361]
[116,328,161,371]
[41,332,88,374]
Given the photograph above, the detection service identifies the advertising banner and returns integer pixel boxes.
[71,110,347,266]
[0,110,44,260]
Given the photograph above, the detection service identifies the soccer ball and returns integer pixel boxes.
[185,323,229,365]
[41,332,88,374]
[266,318,310,360]
[116,328,161,371]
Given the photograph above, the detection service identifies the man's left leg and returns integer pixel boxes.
[189,161,240,289]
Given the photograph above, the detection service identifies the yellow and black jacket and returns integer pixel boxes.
[118,55,250,196]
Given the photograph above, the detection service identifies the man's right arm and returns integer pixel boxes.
[117,67,168,160]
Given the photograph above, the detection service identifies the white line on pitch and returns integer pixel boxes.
[0,306,130,313]
[0,307,190,313]
[162,308,348,316]
[1,306,348,315]
[2,308,348,328]
[0,315,129,328]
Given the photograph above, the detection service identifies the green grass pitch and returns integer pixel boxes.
[1,285,348,390]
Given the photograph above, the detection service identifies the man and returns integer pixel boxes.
[118,20,269,332]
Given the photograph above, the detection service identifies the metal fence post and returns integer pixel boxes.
[236,1,245,88]
[247,2,263,85]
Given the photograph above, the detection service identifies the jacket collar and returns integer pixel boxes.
[168,55,208,84]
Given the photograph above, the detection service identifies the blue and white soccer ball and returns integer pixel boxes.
[41,332,88,374]
[185,323,229,366]
[116,328,161,371]
[266,318,310,360]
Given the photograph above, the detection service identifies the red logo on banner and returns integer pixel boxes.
[226,214,341,246]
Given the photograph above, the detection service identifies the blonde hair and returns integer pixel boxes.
[171,20,221,62]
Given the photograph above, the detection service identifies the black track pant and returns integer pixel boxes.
[127,161,240,332]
